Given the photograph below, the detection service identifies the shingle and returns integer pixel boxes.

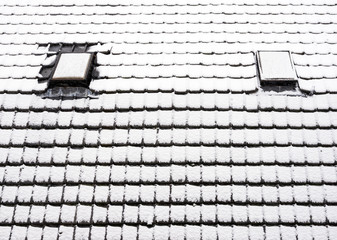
[115,112,129,127]
[14,205,30,224]
[16,186,32,204]
[0,130,12,146]
[75,227,90,240]
[32,186,48,203]
[29,205,46,223]
[10,226,28,240]
[172,111,186,127]
[10,130,26,146]
[124,186,139,203]
[27,227,42,239]
[287,112,302,128]
[60,205,76,224]
[48,186,63,204]
[84,130,99,146]
[63,186,78,204]
[89,98,103,111]
[86,112,101,127]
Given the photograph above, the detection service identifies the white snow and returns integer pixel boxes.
[171,165,186,183]
[171,185,185,202]
[106,226,122,240]
[8,147,24,164]
[80,166,96,182]
[233,226,249,240]
[171,147,185,164]
[295,205,311,223]
[123,205,138,223]
[78,185,94,202]
[0,129,11,146]
[249,205,263,223]
[125,185,140,202]
[14,205,30,223]
[126,166,141,183]
[58,226,74,240]
[139,205,154,225]
[140,185,155,202]
[76,205,92,223]
[0,227,11,240]
[97,147,112,163]
[45,205,60,223]
[32,186,48,202]
[91,226,106,240]
[1,2,337,240]
[173,111,187,127]
[69,129,85,145]
[10,226,27,240]
[29,205,45,223]
[50,166,65,183]
[75,227,89,240]
[263,186,278,203]
[60,205,76,223]
[65,166,81,183]
[0,111,15,128]
[109,186,124,203]
[311,206,326,224]
[263,206,279,223]
[54,129,70,145]
[327,206,337,223]
[202,205,216,222]
[232,185,246,202]
[115,112,129,127]
[113,129,129,144]
[47,186,63,203]
[155,186,170,203]
[0,206,14,223]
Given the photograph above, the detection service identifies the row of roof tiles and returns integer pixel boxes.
[2,52,337,67]
[2,5,337,14]
[2,15,337,25]
[2,24,337,34]
[1,164,337,184]
[2,111,337,128]
[2,36,337,47]
[2,184,337,204]
[2,44,336,56]
[0,93,336,111]
[1,128,336,146]
[2,0,337,6]
[4,78,337,94]
[0,146,335,165]
[1,225,336,240]
[1,204,337,225]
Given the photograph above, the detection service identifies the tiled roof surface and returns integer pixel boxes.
[1,0,337,239]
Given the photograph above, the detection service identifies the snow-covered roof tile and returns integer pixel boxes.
[1,1,337,239]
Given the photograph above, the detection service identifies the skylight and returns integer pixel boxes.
[50,53,94,87]
[257,51,297,83]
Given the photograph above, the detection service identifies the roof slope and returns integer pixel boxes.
[1,0,337,239]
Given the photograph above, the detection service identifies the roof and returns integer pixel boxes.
[1,0,337,239]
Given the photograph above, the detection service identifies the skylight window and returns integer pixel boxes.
[257,51,297,83]
[50,53,94,87]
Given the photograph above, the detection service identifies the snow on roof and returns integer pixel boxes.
[1,0,337,239]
